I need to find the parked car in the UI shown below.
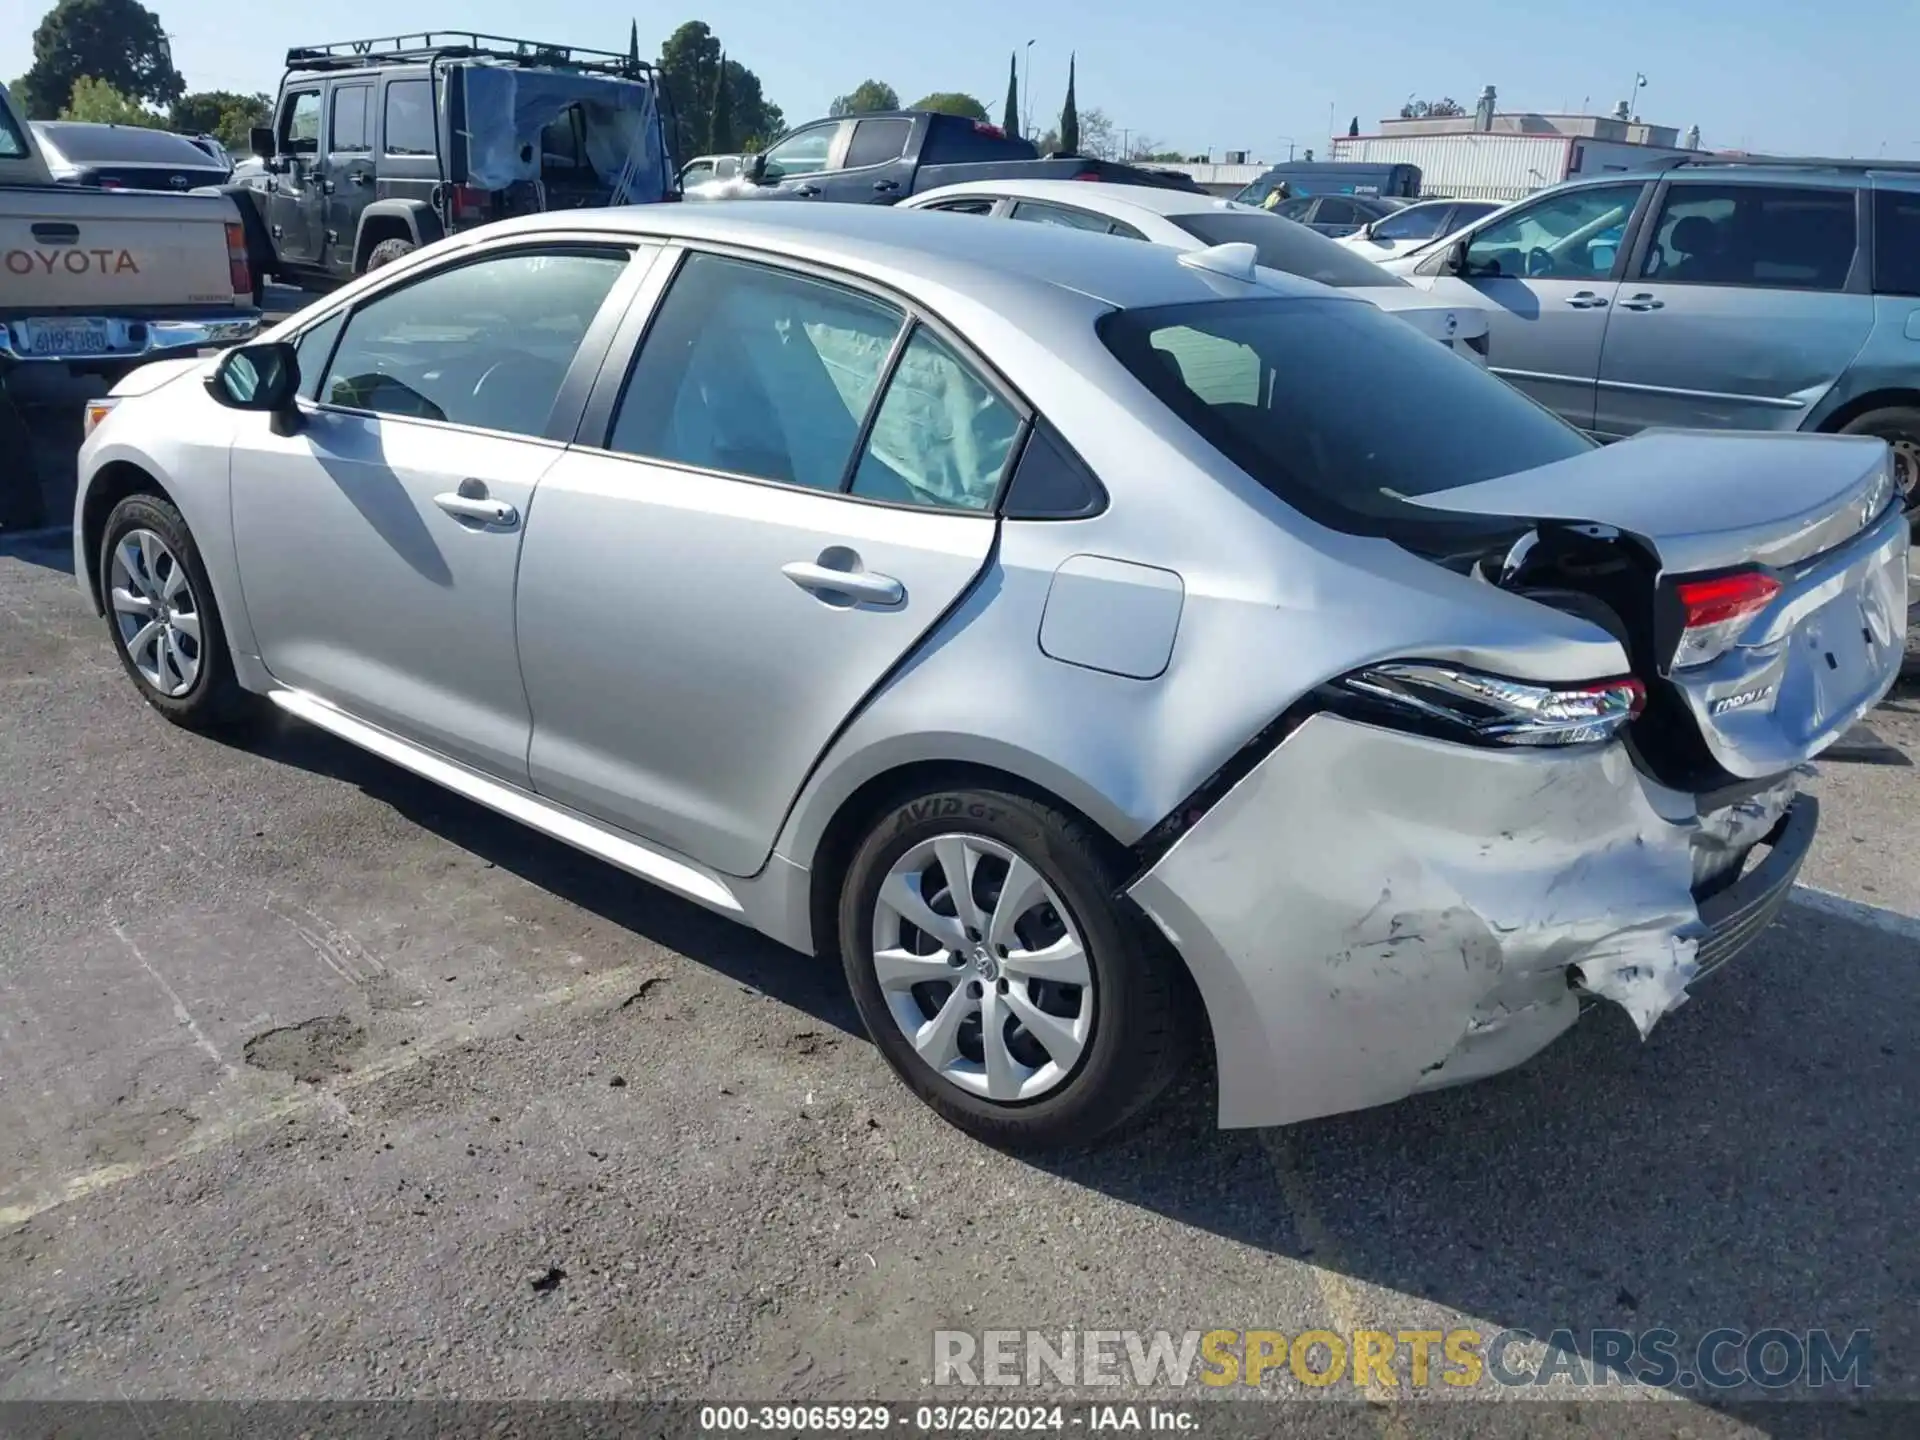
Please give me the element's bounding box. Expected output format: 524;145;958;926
678;152;743;192
904;180;1491;362
74;204;1904;1147
1233;161;1423;204
184;134;235;174
228;30;676;291
681;108;1205;206
1336;196;1502;260
1379;157;1920;511
1261;192;1410;237
31;121;231;191
0;83;259;529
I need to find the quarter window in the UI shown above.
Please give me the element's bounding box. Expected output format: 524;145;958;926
383;79;436;156
1639;184;1855;291
850;328;1021;511
317;249;629;436
330;85;372;154
607;253;906;491
1464;182;1644;282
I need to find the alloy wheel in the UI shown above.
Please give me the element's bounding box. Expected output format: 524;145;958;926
870;833;1095;1103
1890;438;1920;510
109;528;202;698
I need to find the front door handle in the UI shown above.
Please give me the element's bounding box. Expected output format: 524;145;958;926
1618;293;1665;311
348;171;369;187
782;559;905;608
1564;291;1609;309
433;491;518;528
793;184;822;198
872;179;900;192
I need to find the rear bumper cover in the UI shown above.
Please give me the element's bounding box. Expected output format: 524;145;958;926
1127;713;1809;1130
0;310;259;364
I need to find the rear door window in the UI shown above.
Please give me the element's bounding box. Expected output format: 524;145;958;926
849;328;1022;511
923;196;999;216
317;248;629;436
1009;200;1114;232
1872;189;1920;295
844;117;911;170
382;79;436;156
1369;205;1449;242
1310;198;1361;229
329;85;372;154
1640;184;1856;291
606;253;906;491
1100;295;1592;534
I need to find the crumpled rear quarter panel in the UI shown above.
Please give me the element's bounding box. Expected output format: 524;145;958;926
1128;712;1708;1129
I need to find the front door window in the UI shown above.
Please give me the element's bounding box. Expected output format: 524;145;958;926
1464;183;1645;282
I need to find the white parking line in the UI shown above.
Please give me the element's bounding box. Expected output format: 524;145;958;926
1788;883;1920;943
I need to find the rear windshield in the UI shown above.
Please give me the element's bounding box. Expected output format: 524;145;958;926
33;122;212;165
1100;296;1592;532
1167;211;1408;289
924;114;1038;164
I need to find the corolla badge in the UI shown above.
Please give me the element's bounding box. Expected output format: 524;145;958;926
1710;684;1775;716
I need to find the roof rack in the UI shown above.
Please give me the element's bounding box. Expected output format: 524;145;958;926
1643;152;1920;175
284;32;652;78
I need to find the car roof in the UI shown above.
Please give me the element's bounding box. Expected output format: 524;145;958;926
32;122;225;164
910;177;1251;221
480;200;1341;309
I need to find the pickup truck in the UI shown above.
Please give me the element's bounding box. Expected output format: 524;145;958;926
1;82;260;529
680;109;1205;205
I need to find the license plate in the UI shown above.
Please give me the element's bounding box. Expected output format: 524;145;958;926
20;318;113;357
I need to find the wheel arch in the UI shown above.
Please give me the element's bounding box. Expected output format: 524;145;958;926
1809;386;1920;434
79;458;173;614
352;201;442;274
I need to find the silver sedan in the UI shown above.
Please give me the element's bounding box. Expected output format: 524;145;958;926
74;203;1908;1148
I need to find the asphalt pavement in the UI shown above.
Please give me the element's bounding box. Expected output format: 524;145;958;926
0;433;1915;1434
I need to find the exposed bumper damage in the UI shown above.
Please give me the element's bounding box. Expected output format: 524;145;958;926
1127;713;1813;1130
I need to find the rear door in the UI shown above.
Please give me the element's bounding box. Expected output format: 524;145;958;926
517;248;1018;875
819;114;915;201
1594;178;1870;437
1414;180;1651;429
322;80;376;274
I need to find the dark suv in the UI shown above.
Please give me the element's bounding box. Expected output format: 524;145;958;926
229;31;676;290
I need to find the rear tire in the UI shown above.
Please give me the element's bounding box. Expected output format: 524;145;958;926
364;237;416;272
99;493;256;730
838;786;1191;1151
1837;406;1920;516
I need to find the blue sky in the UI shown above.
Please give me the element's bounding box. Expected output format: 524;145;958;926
5;0;1910;161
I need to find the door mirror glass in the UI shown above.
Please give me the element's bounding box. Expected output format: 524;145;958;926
249;125;274;159
746;151;767;183
210;342;300;411
1441;239;1468;276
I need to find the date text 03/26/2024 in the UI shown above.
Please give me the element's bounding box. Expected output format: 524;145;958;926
697;1405;1196;1432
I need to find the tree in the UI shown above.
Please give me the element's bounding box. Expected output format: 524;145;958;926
628;19;640;68
656;21;780;159
707;51;732;153
172;89;271;151
1001;53;1019;135
1076;106;1114;159
830;79;898;117
1122;134;1165;162
60;75;167;127
1399;97;1465;119
1058;54;1079;154
1348;115;1360;137
910;92;987;121
20;0;184;119
1034;126;1060;155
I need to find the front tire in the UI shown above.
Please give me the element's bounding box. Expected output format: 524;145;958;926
99;493;254;729
838;786;1190;1150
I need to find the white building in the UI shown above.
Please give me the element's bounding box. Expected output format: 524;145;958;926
1329;90;1701;201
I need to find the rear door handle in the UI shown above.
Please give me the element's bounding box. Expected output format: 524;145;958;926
872;179;900;192
1618;293;1665;311
433;492;518;528
782;560;905;608
1564;291;1609;309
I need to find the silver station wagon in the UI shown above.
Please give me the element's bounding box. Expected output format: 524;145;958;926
76;204;1907;1147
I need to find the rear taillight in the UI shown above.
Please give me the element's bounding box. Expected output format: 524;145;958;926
225;221;252;299
1672;570;1782;669
1071;170;1101;181
448;184;491;224
1330;662;1645;748
971;121;1007;138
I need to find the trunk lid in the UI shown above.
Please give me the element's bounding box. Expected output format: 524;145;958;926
1343;284;1491;360
0;187;241;310
1411;429;1909;783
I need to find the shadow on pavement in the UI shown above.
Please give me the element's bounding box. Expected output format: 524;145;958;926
215;705;1911;1428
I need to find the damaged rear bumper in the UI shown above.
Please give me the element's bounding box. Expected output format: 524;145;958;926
1126;712;1812;1130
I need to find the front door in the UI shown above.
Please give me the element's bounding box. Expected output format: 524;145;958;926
228;244;636;780
751;119;843;199
322;81;376;274
265;87;325;267
1594;179;1872;437
1414;181;1650;430
518;249;1018;876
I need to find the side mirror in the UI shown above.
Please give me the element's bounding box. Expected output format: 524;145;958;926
1357;221;1376;240
746;151;768;183
208;342;302;432
249;126;275;160
1441;239;1469;276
